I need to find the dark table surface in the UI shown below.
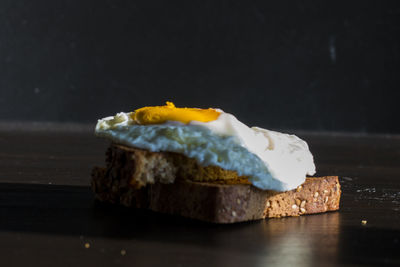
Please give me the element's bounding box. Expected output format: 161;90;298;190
0;125;399;266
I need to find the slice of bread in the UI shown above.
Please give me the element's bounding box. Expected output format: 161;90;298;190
104;144;250;189
91;144;341;223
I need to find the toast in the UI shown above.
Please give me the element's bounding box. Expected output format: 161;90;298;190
91;144;341;223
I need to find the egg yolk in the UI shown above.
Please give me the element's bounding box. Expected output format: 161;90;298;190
132;102;220;125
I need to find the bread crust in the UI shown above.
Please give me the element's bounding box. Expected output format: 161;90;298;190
91;144;341;223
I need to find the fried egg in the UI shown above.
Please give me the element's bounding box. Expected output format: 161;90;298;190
95;102;316;191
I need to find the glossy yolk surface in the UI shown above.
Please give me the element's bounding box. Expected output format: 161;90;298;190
132;102;221;125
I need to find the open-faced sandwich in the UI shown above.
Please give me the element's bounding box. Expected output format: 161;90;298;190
91;102;341;223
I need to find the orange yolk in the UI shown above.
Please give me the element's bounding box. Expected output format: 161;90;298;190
132;102;220;125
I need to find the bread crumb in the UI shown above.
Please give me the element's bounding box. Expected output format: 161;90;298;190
121;249;126;256
84;243;90;249
292;204;298;209
361;220;367;225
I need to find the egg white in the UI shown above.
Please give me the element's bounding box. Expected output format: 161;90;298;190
95;110;316;191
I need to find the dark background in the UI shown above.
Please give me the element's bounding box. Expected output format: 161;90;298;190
0;1;399;133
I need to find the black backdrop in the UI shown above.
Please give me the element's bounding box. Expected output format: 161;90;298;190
1;1;399;133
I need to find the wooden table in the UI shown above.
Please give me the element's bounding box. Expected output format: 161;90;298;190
1;126;399;266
